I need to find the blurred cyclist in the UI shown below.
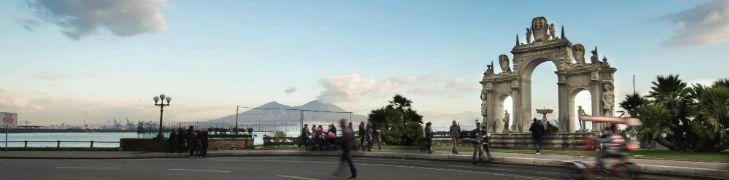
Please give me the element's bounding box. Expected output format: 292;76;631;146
594;123;630;170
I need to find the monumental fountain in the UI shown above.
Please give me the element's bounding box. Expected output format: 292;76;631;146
481;17;617;149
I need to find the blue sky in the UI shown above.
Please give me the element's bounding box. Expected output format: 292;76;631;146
1;0;727;127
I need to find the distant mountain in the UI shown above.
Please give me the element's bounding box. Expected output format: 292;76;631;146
208;100;367;125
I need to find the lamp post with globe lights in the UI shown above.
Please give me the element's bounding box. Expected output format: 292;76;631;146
154;94;172;139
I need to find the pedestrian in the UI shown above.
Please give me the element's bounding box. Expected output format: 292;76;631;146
424;122;433;154
376;128;383;150
167;130;177;153
187;126;196;157
365;124;373;151
300;124;310;149
195;130;203;157
176;128;185;153
529;118;544;155
449;120;461;154
358;121;366;151
332;119;357;179
480;122;492;161
202;130;209;157
472;122;485;164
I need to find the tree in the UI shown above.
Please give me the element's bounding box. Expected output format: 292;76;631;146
624;74;728;152
367;94;424;145
619;93;646;117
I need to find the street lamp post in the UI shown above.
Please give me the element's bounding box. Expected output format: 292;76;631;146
235;106;240;135
153;94;172;139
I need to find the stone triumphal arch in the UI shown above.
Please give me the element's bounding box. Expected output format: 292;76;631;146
480;17;616;133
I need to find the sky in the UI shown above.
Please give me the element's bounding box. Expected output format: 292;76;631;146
1;0;728;128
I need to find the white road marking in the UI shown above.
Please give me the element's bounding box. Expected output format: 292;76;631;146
169;168;231;173
54;167;119;170
277;175;320;180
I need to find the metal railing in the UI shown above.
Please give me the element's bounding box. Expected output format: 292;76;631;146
0;140;120;149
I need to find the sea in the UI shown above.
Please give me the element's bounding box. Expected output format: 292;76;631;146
0;131;294;148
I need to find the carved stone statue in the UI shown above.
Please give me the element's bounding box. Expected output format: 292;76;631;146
485;61;495;75
531;17;549;42
577;106;588;131
503;110;510;133
602;83;615;115
590;46;599;64
549;23;557;40
480;89;488;116
499;54;511;72
526;28;532;44
572;44;585;64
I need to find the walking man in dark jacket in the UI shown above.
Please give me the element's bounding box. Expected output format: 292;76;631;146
332;119;357;179
449;120;460;154
358;122;366;151
187;126;196;156
529;118;544;155
472;122;485;164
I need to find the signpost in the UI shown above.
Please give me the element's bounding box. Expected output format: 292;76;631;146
1;112;18;153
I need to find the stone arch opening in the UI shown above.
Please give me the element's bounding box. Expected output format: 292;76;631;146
518;57;561;132
524;58;559;121
494;94;514;133
568;89;592;132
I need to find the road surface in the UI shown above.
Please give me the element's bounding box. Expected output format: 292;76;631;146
0;156;714;180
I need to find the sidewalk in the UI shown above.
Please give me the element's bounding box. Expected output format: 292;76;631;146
2;149;727;178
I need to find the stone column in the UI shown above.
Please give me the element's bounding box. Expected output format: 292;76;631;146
590;81;602;132
511;89;522;132
557;80;569;132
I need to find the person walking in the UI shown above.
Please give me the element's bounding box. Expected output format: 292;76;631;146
472;122;485;164
176;128;185;153
376;128;383;150
300;124;310;149
365;124;373;151
449;120;461;154
529;118;544;155
332;119;357;179
202;130;209;157
424;122;433;154
167;130;177;153
358;122;366;151
187;126;196;157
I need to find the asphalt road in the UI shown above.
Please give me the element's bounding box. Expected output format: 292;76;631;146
0;156;714;180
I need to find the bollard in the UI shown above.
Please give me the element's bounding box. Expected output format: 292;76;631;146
57;140;61;149
90;141;94;149
24;141;28;148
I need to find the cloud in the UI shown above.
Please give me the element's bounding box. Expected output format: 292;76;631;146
662;0;729;47
317;74;480;103
14;16;42;31
26;0;168;40
284;87;297;95
409;78;480;97
317;74;376;103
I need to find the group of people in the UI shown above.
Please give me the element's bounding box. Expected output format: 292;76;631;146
299;123;339;151
426;120;491;163
166;126;209;157
299;121;381;152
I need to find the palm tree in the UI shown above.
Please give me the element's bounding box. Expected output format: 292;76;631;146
695;84;729;140
619;93;646;117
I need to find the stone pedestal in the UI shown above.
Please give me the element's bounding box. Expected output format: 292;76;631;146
488;132;591;149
